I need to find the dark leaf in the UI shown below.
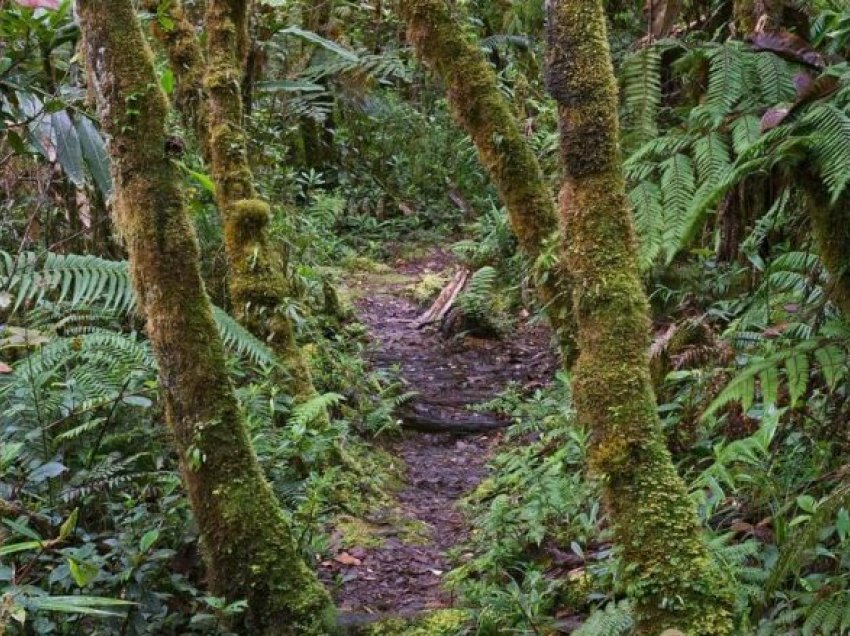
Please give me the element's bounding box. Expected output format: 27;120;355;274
748;31;826;69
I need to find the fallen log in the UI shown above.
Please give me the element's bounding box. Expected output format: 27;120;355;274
398;403;508;434
413;267;469;329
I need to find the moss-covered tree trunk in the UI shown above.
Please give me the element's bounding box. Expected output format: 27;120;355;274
76;3;334;633
804;184;850;320
141;0;319;399
399;0;577;364
545;2;735;633
142;0;210;162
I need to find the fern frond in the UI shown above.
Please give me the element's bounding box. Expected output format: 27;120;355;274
1;251;134;314
801;104;850;202
660;153;696;260
629;181;663;270
573;600;633;636
622;44;662;147
289;392;344;428
705;43;746;121
211;306;277;367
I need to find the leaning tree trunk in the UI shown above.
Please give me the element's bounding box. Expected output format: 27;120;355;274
76;3;334;634
545;1;735;633
399;0;577;365
203;0;321;399
140;0;322;401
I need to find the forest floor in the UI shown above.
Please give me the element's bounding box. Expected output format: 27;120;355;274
323;248;557;627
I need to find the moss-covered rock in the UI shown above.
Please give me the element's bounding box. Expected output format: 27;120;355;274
363;609;469;635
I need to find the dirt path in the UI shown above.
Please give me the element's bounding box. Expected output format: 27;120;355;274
325;249;557;625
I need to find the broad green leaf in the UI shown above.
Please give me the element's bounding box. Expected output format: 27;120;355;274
29;595;134;617
0;540;43;557
28;461;67;483
173;160;215;194
139;529;159;553
797;494;817;514
122;395;152;408
76;116;112;196
51;110;85;186
59;508;79;540
68;558;99;587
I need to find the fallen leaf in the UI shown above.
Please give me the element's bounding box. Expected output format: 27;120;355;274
334;552;362;566
749;31;826;69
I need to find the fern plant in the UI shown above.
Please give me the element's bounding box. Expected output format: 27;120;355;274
1;250;276;366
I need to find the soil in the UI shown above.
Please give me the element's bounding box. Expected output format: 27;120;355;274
323;249;558;625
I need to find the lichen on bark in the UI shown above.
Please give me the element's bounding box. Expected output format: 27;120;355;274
76;2;334;633
545;1;735;633
398;0;577;365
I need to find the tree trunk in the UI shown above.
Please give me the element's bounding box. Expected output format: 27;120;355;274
804;182;850;320
142;0;211;162
398;0;577;365
545;2;735;633
203;0;321;400
76;3;334;633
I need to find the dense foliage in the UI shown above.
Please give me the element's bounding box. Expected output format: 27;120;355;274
4;0;850;634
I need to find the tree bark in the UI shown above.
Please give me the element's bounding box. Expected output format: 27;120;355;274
76;3;334;633
545;1;735;633
202;0;321;400
398;0;577;365
804;182;850;320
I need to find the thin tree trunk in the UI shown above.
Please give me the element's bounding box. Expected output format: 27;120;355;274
804;182;850;320
399;0;577;365
143;0;320;400
76;3;334;633
142;0;211;161
545;1;735;633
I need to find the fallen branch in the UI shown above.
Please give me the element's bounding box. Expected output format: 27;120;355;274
413;267;469;329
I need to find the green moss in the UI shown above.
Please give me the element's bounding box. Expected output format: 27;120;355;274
805;182;850;320
335;515;387;549
406;272;450;305
546;2;736;633
364;610;469;635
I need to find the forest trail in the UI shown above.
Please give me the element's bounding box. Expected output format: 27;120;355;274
326;249;557;628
